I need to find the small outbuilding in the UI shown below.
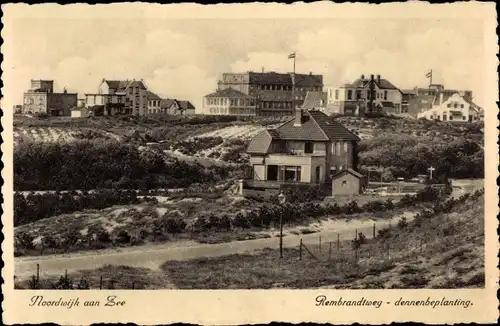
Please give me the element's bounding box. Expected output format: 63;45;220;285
331;168;365;196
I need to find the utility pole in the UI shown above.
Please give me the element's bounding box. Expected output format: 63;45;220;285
278;191;286;258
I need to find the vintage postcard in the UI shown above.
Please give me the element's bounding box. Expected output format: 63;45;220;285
1;2;498;325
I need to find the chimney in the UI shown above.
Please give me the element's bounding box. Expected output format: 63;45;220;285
309;71;312;75
370;74;374;81
377;75;381;84
294;109;303;126
361;74;365;79
262;66;264;73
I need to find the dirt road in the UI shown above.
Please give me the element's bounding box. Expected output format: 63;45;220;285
15;214;413;280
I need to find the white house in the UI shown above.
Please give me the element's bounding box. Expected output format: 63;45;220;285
328;74;403;116
417;92;481;122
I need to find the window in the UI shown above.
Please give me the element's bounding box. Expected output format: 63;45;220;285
335;90;339;100
449;116;453;121
356;90;362;99
447;104;451;108
454;103;458;108
460;104;464;108
384;90;388;100
377;93;380;99
342;180;347;187
304;142;314;154
343;141;349;153
463;116;466;120
347;90;353;100
336;142;341;155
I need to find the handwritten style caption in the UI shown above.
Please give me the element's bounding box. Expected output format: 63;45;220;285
29;295;125;309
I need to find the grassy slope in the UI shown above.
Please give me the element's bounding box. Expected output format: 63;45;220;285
15;194;484;289
159;194;484;289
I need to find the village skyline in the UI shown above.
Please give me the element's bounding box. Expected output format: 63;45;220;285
3;6;486;111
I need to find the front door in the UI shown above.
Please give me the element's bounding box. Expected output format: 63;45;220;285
267;165;278;181
315;166;321;183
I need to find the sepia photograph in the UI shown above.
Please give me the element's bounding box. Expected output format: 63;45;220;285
1;2;498;325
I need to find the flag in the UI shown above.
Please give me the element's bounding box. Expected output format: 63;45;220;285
288;52;296;59
426;70;432;78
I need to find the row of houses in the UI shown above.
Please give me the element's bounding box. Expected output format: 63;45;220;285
19;79;196;117
201;71;483;123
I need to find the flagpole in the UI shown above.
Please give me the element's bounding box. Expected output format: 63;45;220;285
292;53;296;113
430;69;433;87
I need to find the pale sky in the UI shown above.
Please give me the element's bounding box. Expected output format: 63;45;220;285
2;4;488;111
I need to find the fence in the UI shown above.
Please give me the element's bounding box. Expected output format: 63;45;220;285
15;264;142;290
296;221;457;265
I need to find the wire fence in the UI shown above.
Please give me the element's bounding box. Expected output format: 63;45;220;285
297;221;467;266
16;265;142;290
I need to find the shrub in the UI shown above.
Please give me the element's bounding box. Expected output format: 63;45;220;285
397;217;409;229
116;230;131;244
232;212;251;229
165;218;187;235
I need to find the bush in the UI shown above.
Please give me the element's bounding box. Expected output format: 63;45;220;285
14;141;220;191
14;189;140;226
164;217;187;235
116;230;131;244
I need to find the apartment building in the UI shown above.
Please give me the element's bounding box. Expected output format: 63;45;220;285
217;71;323;116
22;79;77;116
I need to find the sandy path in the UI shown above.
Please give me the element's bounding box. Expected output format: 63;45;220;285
15;213;414;280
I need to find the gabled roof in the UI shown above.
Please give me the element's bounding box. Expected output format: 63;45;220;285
247;129;275;154
302;91;327;109
205;87;255;99
179;100;196;111
104;79;147;91
331;168;364;180
146;90;162;100
351;77;399;90
274;110;359;141
161;98;180;109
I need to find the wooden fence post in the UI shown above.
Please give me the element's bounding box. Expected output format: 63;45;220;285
99;275;103;290
337;234;340;251
355;228;358;240
132;282;135;290
36;264;40;283
299;239;303;261
373;223;376;238
319;236;322;253
329;242;332;260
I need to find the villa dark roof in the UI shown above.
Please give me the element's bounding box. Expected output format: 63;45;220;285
205;87;255;99
247;110;359;154
246;129;274;154
302;91;327;109
275;110;359;142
